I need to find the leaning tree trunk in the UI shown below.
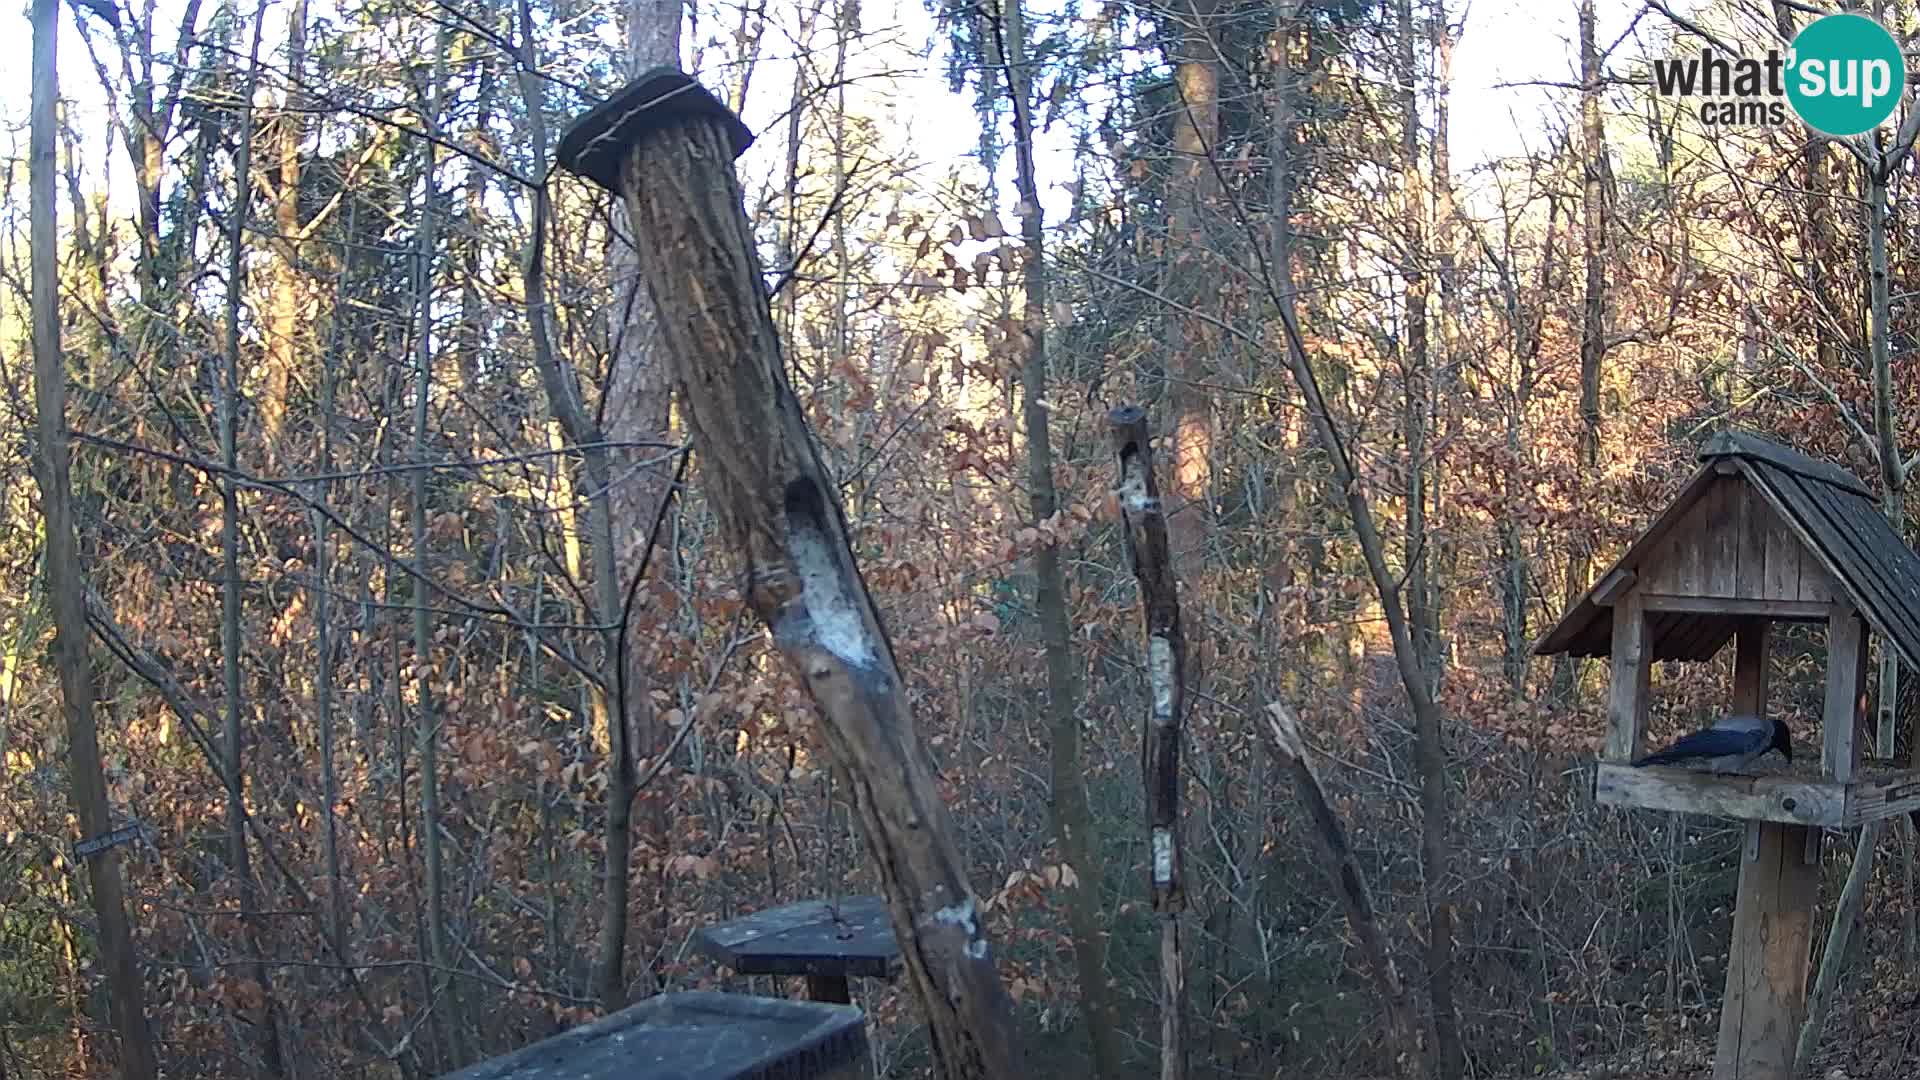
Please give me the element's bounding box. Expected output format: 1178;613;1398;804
557;72;1023;1080
29;0;160;1075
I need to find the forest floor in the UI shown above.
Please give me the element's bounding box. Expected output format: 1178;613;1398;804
1543;924;1920;1079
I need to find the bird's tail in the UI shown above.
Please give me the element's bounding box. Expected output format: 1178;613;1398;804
1631;750;1686;768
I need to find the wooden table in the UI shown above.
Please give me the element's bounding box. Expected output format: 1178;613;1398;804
695;896;903;1004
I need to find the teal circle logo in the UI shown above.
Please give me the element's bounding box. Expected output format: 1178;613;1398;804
1787;13;1905;137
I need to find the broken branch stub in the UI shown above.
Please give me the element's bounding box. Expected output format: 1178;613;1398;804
556;69;1022;1080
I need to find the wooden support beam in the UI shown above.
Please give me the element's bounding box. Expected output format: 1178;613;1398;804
1606;591;1650;762
1638;595;1833;620
1591;567;1636;606
1825;603;1864;784
1713;821;1819;1080
1732;618;1769;718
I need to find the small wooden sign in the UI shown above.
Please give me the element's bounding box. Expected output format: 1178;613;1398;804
74;824;144;859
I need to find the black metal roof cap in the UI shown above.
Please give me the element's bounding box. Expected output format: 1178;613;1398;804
556;67;754;192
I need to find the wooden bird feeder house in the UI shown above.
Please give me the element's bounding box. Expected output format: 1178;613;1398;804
1536;430;1920;1080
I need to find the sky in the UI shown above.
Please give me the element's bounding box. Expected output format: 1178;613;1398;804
0;0;1646;253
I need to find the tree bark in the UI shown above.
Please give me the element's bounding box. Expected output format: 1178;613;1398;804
1165;0;1219;587
998;3;1122;1075
1396;0;1433;685
261;0;309;454
1559;0;1608;705
585;90;1024;1079
220;10;287;1072
410;35;464;1065
29;0;159;1073
515;0;654;1012
1108;407;1189;1080
601;0;682;1004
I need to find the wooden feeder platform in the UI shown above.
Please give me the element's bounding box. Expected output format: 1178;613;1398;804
1535;431;1920;1080
1594;758;1920;828
439;991;868;1080
695;896;902;1005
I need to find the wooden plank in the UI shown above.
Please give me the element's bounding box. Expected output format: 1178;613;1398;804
1735;481;1769;599
1672;494;1708;596
1595;764;1845;825
1704;477;1740;597
1713;821;1819;1080
1639;595;1833;619
1824;603;1863;784
1606;592;1651;762
1843;770;1920;825
1760;494;1802;602
1732;618;1770;718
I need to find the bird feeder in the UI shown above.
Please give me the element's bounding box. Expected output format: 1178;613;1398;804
439;991;870;1080
695;896;903;1005
1536;431;1920;1080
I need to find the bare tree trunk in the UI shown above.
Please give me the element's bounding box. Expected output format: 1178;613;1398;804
601;0;683;1004
563;83;1024;1077
1109;408;1189;1080
998;3;1121;1074
1166;0;1219;586
30;0;159;1073
410;35;464;1066
261;0;308;454
220;10;287;1072
1559;0;1608;705
1396;0;1433;685
313;202;351;955
515;0;654;1012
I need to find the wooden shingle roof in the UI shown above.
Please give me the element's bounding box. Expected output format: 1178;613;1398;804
1535;431;1920;669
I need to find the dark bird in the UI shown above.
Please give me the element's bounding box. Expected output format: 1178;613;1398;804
1632;714;1792;774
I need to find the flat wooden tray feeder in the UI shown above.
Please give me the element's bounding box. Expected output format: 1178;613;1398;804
695;896;903;1005
439;991;868;1080
1535;430;1920;1080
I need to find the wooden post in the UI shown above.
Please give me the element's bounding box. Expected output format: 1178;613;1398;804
1731;617;1769;718
807;975;852;1004
1825;602;1863;783
1606;591;1650;762
1109;406;1188;1080
556;70;1022;1080
1713;821;1819;1080
1711;615;1819;1079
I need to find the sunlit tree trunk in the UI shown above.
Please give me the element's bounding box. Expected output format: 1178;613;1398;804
29;0;159;1073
